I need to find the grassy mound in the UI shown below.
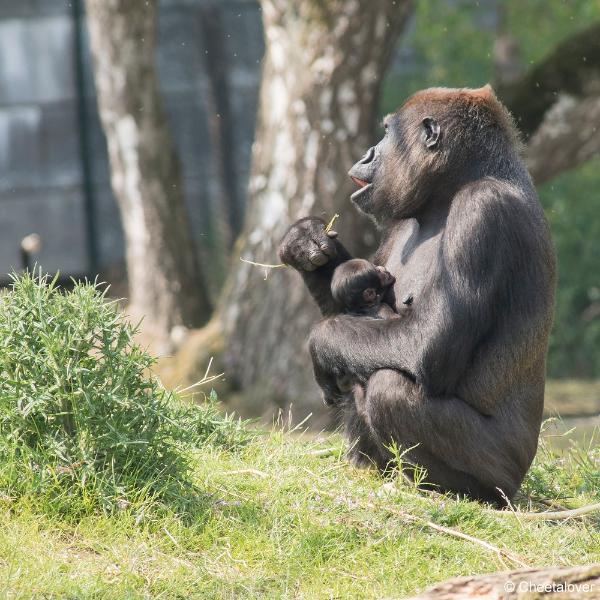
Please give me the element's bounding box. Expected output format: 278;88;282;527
0;273;597;598
0;426;597;598
0;272;246;515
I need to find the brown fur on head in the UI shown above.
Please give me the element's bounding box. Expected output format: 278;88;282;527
402;85;521;149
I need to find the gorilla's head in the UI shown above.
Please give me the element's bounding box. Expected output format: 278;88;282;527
331;258;395;313
348;86;521;224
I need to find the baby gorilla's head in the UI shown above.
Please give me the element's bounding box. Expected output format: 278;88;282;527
331;259;395;314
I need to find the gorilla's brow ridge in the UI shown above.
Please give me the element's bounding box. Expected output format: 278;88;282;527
382;114;394;129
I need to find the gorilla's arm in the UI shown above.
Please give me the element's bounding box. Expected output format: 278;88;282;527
279;217;353;316
309;182;535;407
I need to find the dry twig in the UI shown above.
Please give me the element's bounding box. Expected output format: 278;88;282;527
308;447;339;457
240;213;341;279
319;490;529;569
496;502;600;521
222;469;268;479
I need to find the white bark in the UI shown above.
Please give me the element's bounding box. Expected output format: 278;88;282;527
85;0;211;353
219;0;412;416
526;94;600;185
409;563;600;599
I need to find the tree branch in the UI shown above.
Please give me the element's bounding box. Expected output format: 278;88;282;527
525;93;600;184
501;23;600;137
409;564;600;599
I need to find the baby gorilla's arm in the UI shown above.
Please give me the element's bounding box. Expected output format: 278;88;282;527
322;261;398;406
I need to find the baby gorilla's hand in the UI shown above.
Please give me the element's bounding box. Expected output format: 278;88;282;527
375;265;396;287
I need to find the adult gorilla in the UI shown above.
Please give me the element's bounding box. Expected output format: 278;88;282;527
279;86;556;505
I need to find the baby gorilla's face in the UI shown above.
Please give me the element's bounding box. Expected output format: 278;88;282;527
331;259;395;313
361;266;395;307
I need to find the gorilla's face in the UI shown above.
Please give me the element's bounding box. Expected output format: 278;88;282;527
347;135;386;217
348;103;442;224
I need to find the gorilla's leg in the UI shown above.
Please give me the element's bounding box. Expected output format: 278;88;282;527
361;370;528;504
341;386;387;469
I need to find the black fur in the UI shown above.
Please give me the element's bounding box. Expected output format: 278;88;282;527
328;259;398;406
279;86;556;505
331;258;397;318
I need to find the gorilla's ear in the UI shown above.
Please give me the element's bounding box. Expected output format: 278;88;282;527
422;117;441;149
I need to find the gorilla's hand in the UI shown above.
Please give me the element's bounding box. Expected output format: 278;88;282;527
279;217;339;272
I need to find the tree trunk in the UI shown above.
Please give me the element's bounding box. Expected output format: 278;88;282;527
85;0;211;353
219;0;412;418
526;94;600;185
408;564;600;599
497;22;600;183
500;23;600;138
200;2;242;252
492;4;522;88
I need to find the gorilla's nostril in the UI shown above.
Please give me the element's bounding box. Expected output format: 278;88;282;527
359;146;376;164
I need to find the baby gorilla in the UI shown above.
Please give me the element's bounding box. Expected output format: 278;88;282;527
331;258;397;318
325;259;398;407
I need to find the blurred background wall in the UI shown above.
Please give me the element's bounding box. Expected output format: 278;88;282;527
0;0;263;284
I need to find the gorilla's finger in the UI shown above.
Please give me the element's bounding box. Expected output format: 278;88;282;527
299;259;317;271
326;230;338;238
319;239;336;257
309;251;329;267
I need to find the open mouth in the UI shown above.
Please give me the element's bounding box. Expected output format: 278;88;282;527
350;176;372;200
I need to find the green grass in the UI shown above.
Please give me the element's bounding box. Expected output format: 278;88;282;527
0;273;598;598
0;424;597;599
0;271;246;516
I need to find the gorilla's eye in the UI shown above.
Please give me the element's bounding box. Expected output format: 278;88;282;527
422;116;441;149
